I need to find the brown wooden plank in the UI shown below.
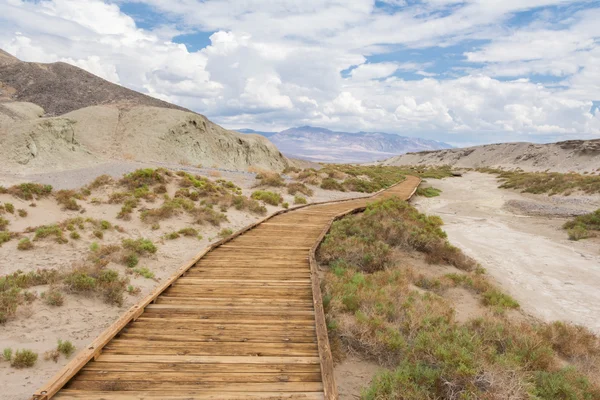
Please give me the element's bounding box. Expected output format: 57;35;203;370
95;355;321;364
74;371;323;383
54;390;325;399
83;362;320;373
65;381;325;392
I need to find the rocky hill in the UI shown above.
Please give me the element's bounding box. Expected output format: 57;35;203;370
0;50;288;173
238;126;451;163
382;140;600;173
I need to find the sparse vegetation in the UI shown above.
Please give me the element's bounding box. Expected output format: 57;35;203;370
294;195;307;205
88;174;113;189
55;189;82;210
178;227;199;237
17;209;27;217
563;209;599;240
479;168;600;195
218;228;233;238
11;349;38;368
416;186;442;197
255;172;285;187
6;183;52;200
287;182;313;196
122;238;157;255
4;203;14;214
0;217;9;230
70;231;81;240
57;340;75;358
318;195;600;399
42;288;65;306
17;238;33;250
320;177;345;191
33;224;67;243
251;190;283;206
3;348;12;362
133;267;154;279
0;231;12;246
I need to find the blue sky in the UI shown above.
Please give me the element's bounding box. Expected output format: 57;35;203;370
1;0;599;146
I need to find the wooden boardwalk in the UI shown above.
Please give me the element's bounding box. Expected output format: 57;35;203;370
33;176;420;400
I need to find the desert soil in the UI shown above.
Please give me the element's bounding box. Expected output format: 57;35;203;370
0;163;369;400
414;172;600;333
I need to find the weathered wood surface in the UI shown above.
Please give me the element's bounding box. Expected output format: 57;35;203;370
33;176;420;400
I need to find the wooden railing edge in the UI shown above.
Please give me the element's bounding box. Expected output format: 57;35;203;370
31;176;419;400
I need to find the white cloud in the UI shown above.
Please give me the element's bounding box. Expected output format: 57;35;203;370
0;0;598;145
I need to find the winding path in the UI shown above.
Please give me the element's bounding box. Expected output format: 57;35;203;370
33;176;421;400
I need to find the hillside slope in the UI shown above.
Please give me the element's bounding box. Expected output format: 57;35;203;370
239;126;451;163
0;50;288;172
382;140;600;173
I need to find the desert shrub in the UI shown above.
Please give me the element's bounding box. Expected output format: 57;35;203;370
282;202;289;209
70;231;81;240
0;231;12;246
533;367;600;399
17;238;33;250
218;228;233;238
231;195;267;215
88;174;113;189
127;285;140;295
319;197;476;273
122;238;157;255
34;224;66;243
255;172;285;187
121;253;139;268
563;209;600;240
191;206;228;226
540;321;600;359
3;348;12;361
165;231;180;240
479;169;600;195
251;190;282;206
55;190;81;210
140;197;194;223
133;267;154;279
93;230;103;239
178;227;199;237
0;287;21;323
4;203;14;214
117;198;139;220
567;226;591;241
11;349;37;368
57;340;75;358
7;183;52;200
282;166;300;174
342;177;380;193
482;288;520;310
0;217;8;230
17;209;27;217
64;272;96;292
119;168;169;190
294;195;307;205
42;288;65;306
416;186;442;197
320;177;345;191
287;182;313;196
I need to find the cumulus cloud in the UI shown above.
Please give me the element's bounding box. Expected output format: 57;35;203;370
0;0;598;144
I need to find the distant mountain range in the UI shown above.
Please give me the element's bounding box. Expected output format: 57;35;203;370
236;126;452;163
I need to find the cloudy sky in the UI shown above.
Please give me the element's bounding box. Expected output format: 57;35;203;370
1;0;599;146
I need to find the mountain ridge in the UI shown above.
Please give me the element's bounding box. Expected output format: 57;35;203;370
237;125;452;163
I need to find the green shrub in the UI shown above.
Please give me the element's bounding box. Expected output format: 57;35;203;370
122;253;139;268
563;209;599;240
287;182;313;196
294;195;307;205
251;190;282;206
57;340;76;358
0;231;12;246
7;183;52;200
255;172;285;187
482;289;520;310
282;202;289;209
0;217;8;231
17;209;27;217
178;227;198;237
42;289;64;306
55;190;81;210
533;367;600;399
17;238;33;250
64;272;96;292
69;231;81;240
218;228;233;238
93;230;103;239
34;224;66;243
320;177;345;191
90;242;99;251
4;203;14;214
165;231;180;240
190;206;229;226
133;267;154;279
88;174;113;189
119;168;169;189
416;186;442;197
100;220;112;230
11;349;37;368
122;238;157;255
567;226;591;241
3;348;12;362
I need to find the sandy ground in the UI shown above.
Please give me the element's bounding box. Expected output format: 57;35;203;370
413;172;600;333
0;163;369;400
